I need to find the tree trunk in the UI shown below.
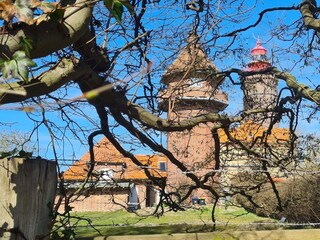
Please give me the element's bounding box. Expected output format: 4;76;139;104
0;158;57;239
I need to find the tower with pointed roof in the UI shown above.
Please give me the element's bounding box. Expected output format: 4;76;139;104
242;40;278;127
159;33;228;196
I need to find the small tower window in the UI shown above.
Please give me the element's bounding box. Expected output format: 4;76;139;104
158;162;167;171
252;54;267;62
189;77;203;87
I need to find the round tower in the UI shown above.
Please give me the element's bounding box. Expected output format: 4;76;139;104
159;33;228;199
242;40;278;127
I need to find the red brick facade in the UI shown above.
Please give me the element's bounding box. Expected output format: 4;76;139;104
61;138;165;212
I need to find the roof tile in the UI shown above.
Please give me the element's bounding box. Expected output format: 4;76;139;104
63;138;167;181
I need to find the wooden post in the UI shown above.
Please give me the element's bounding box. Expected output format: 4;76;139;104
0;158;57;239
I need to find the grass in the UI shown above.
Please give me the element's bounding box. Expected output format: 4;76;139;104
72;205;269;226
55;205;277;238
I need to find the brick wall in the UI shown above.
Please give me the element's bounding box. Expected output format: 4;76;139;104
57;189;129;212
56;183;154;212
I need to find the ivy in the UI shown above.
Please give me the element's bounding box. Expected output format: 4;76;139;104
19;37;33;57
104;0;134;23
0;0;58;25
0;51;36;82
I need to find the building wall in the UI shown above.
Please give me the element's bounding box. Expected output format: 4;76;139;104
167;124;214;170
166;105;216;192
163;80;220;203
242;73;278;127
57;189;129;212
56;184;157;212
219;140;295;191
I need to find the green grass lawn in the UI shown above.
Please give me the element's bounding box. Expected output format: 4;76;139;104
54;205;277;238
72;205;270;226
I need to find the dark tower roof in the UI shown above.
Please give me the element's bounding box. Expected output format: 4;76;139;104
161;33;219;87
159;33;228;112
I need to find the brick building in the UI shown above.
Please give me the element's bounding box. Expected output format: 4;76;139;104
219;39;293;190
158;33;228;201
62;37;293;211
242;39;278;127
61;138;167;211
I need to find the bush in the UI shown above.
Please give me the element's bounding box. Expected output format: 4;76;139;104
232;173;320;223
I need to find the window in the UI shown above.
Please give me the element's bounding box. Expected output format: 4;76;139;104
158;162;167;171
99;168;114;181
252;54;267;61
188;77;203;87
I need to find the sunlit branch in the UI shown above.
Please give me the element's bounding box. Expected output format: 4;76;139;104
0;0;95;59
217;67;320;105
0;59;93;104
299;0;320;31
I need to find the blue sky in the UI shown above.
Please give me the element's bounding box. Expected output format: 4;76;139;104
0;0;318;161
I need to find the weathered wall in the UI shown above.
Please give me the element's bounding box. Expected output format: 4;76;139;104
0;158;57;239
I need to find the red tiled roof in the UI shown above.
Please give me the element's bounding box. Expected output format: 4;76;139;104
63;138;167;181
219;121;291;144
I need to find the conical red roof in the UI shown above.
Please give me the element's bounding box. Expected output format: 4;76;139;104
251;39;267;56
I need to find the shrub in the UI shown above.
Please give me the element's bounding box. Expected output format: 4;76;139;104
232;173;320;223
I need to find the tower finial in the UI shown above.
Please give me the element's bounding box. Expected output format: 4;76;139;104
256;36;261;45
187;30;199;44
